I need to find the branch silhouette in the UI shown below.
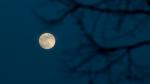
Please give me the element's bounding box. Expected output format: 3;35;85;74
36;0;150;84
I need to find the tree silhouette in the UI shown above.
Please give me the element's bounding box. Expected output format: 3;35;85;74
147;0;150;6
35;0;150;84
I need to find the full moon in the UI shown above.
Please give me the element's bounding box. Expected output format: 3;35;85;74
39;33;56;49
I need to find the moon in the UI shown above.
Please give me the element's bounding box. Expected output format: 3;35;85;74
39;33;56;49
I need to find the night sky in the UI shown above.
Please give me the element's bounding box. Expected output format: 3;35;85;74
1;0;150;84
